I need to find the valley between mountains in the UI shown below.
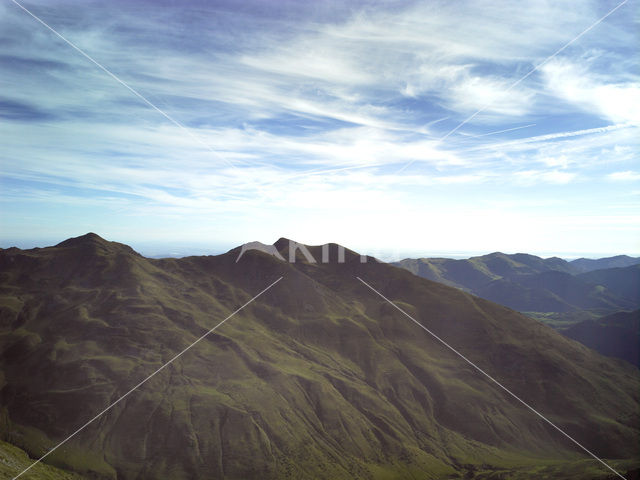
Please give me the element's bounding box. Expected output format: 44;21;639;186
0;234;638;480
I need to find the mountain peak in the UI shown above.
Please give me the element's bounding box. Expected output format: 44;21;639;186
273;237;293;250
54;232;139;257
55;232;108;248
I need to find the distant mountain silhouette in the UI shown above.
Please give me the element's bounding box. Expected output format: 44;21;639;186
0;235;638;479
570;255;640;273
394;253;638;313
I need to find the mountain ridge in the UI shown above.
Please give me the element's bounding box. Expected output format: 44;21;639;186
570;255;640;273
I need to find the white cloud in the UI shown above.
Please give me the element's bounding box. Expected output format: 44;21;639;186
607;171;640;181
513;170;577;185
542;59;640;124
447;74;535;117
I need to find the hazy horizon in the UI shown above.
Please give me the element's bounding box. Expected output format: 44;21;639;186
1;232;637;262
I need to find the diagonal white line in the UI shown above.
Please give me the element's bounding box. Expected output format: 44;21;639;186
259;161;388;187
465;123;633;152
356;276;627;480
11;276;284;480
9;0;238;172
462;123;537;138
397;0;629;173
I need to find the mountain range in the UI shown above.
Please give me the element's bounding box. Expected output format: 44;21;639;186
0;234;638;479
569;256;640;274
392;253;640;367
393;253;639;315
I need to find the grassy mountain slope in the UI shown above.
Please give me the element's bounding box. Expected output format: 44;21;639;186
0;234;638;480
0;439;89;480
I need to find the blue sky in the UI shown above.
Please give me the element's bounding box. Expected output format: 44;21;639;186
1;0;639;258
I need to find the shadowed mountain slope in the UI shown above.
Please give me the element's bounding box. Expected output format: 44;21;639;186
577;265;640;305
0;234;638;480
475;270;636;313
562;310;640;367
